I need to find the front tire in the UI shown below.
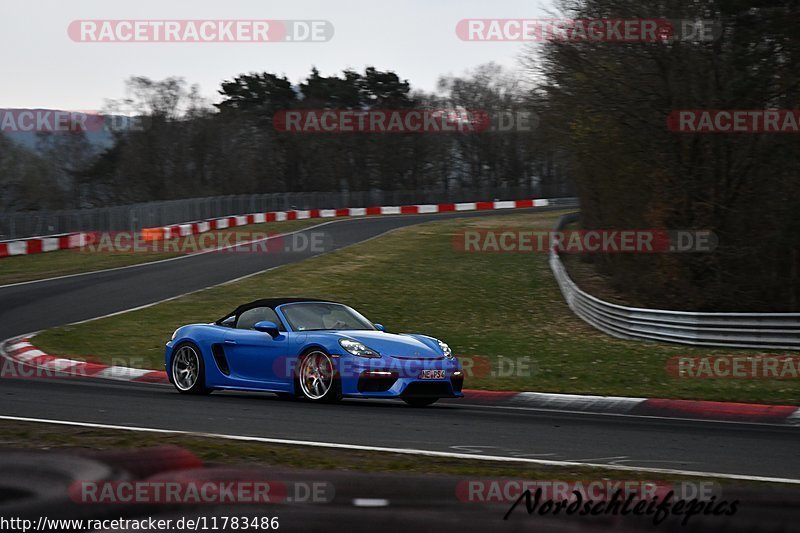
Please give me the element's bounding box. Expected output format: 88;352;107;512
402;397;438;407
297;349;340;403
170;343;210;395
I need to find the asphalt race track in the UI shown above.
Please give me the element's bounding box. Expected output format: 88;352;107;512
1;207;798;489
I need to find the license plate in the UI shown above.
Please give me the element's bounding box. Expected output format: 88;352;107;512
419;369;446;379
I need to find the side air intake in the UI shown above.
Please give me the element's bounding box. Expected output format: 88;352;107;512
211;344;231;375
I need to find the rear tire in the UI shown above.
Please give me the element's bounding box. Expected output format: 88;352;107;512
170;343;211;395
402;397;438;407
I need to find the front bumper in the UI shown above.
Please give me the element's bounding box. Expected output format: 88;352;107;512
337;355;464;398
164;341;174;384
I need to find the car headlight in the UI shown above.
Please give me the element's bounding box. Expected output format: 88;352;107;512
171;328;180;341
339;339;380;358
438;340;454;359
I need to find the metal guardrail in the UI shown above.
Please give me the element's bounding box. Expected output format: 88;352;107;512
549;213;800;350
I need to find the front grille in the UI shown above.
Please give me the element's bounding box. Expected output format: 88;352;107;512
450;374;464;392
357;372;398;393
402;381;453;398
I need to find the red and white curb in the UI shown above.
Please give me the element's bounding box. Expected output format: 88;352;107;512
4;337;796;424
0;231;97;258
465;390;800;424
1;338;165;384
1;198;551;257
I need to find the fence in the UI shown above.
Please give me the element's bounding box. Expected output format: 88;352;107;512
0;186;563;239
549;213;800;350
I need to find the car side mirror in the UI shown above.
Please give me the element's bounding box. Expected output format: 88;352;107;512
373;323;385;332
254;321;280;338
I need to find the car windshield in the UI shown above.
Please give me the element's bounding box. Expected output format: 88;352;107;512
280;302;375;332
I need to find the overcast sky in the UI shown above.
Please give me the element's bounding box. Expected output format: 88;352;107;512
2;0;558;110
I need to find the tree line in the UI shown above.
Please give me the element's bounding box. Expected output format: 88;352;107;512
537;0;800;311
0;64;570;212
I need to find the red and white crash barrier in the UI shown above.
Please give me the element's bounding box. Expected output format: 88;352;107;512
0;231;97;258
145;198;551;241
0;198;551;253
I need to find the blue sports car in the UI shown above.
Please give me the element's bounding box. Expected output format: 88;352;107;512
164;298;464;406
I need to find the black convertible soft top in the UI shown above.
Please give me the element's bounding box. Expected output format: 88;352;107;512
216;298;333;324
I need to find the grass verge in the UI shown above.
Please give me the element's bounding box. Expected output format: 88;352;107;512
34;210;800;404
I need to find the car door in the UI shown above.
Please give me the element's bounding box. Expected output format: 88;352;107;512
223;307;289;386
